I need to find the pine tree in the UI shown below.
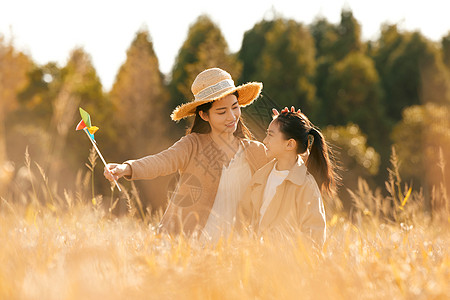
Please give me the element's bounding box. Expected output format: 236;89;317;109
372;27;450;123
0;37;32;164
238;19;275;83
392;104;450;202
110;29;172;212
0;37;32;194
110;29;169;157
310;10;363;62
323;123;380;209
48;47;109;186
310;17;338;60
251;19;316;111
169;15;241;111
322;52;386;151
16;63;60;127
311;10;366;126
441;32;450;69
333;9;363;61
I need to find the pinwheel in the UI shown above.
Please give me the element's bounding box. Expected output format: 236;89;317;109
76;107;121;191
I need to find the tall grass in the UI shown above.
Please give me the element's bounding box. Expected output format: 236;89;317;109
0;149;449;299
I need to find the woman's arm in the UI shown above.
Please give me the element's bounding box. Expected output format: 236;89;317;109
104;134;195;182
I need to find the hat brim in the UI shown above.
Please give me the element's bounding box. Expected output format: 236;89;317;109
170;82;262;121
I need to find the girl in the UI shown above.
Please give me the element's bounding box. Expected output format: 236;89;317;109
238;110;337;248
104;68;268;241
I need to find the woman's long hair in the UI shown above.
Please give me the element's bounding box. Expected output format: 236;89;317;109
186;91;253;139
273;111;338;195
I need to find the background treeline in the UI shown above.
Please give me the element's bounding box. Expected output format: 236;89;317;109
1;10;450;213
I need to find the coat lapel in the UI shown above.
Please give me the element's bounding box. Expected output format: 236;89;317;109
258;182;285;231
246;160;275;226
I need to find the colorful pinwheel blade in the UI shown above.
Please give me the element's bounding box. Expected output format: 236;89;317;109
84;128;96;142
79;107;92;128
89;131;96;142
88;126;99;135
76;119;87;131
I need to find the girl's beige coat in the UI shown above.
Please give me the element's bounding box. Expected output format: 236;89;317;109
238;158;326;247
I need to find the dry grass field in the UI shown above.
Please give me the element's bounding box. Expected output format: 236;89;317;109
0;150;449;300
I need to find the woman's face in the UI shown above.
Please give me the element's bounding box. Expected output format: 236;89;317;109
200;94;241;135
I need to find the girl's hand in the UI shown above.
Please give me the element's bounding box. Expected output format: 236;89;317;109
272;106;302;116
104;163;131;181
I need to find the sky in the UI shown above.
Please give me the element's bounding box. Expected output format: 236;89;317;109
1;0;449;91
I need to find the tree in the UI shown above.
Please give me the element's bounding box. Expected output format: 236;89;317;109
333;9;363;61
392;104;450;202
0;37;32;164
4;63;61;176
321;52;386;151
110;29;170;156
442;32;450;69
419;45;450;107
0;37;32;195
169;15;241;112
47;48;110;187
372;27;450;123
323;123;380;210
14;62;61;127
251;19;316;111
110;29;172;212
311;10;365;126
310;10;363;62
309;17;338;59
238;19;275;83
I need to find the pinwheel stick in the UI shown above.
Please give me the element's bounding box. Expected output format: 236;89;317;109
83;129;122;192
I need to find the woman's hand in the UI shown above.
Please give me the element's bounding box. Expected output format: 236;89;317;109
104;163;131;182
272;106;302;116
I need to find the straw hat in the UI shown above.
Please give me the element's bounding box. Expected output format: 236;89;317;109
171;68;262;121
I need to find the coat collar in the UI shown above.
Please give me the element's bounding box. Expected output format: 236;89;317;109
251;156;307;186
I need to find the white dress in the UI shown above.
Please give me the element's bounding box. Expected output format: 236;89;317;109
201;145;252;243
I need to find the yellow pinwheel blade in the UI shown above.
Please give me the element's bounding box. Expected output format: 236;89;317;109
88;126;99;135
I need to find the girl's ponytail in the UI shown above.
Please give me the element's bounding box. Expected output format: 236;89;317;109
307;127;335;195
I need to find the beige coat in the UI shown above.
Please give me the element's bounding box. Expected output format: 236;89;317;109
238;158;326;247
125;133;268;235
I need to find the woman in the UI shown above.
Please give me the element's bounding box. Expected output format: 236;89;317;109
104;68;268;240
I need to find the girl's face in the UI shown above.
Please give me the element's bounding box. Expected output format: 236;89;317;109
200;94;241;135
263;120;290;160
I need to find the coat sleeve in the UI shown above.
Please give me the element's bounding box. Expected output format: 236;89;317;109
124;134;195;180
297;176;327;248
